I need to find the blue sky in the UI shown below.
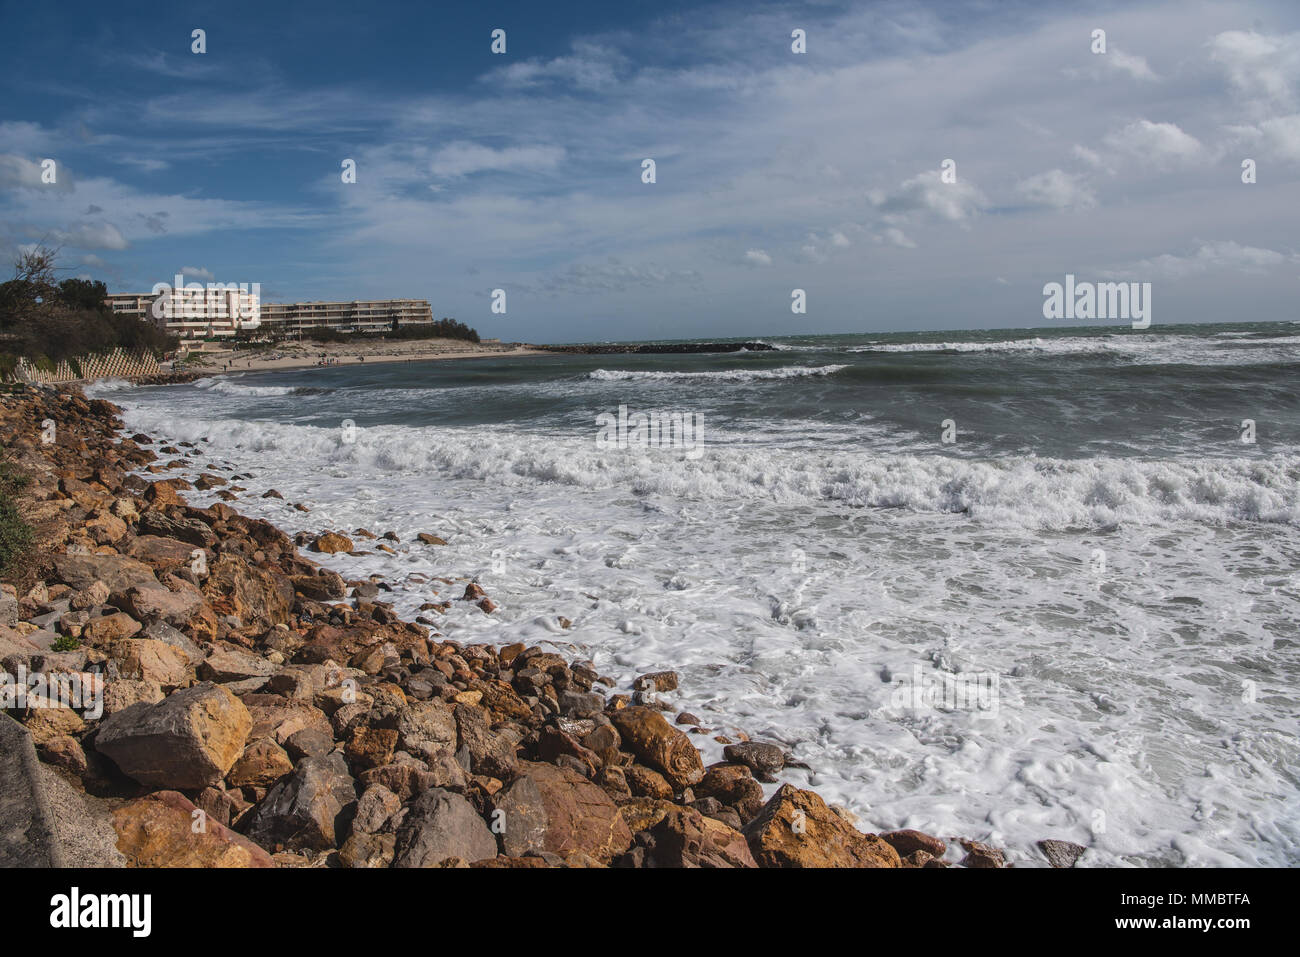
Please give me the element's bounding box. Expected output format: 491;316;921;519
1;0;1298;342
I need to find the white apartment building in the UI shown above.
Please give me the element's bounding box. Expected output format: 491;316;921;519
105;287;432;340
105;280;261;340
259;299;433;336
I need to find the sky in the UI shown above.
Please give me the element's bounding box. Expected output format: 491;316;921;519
1;0;1298;343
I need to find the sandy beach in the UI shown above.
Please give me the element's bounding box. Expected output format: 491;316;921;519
171;338;549;376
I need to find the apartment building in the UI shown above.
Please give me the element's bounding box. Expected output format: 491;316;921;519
105;282;261;340
105;287;432;340
259;299;433;336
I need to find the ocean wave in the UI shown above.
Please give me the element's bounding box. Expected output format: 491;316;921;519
193;378;302;397
588;364;847;382
849;336;1139;355
110;406;1300;529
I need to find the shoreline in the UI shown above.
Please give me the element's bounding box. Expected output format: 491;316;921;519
0;383;1022;868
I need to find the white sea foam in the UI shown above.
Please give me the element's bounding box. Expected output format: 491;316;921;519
193;377;298;397
589;364;847;382
846;333;1300;364
97;380;1300;868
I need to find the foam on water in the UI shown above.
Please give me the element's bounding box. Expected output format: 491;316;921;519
86;329;1300;867
589;364;847;381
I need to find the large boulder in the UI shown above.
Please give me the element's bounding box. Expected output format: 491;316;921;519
392;788;498;867
95;682;252;789
609;706;704;792
117;584;204;629
492;761;633;865
202;554;292;629
696;763;766;821
742;784;901;868
629;803;757;868
137;511;218;548
112;791;273;867
453;703;521;779
51;554;158;603
244;752;358;853
108;638;192;690
396;698;459;762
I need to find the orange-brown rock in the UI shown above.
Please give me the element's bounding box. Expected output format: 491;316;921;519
112;790;273;867
609;706;704;792
742;784;901;868
492;761;633;864
310;531;354;554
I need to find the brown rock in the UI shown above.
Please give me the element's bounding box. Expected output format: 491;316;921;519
109;638;191;690
696;763;765;821
1038;839;1086;869
81;612;143;644
310;532;354;554
960;838;1006;868
492;761;633;865
742;784;901;868
112;791;273;867
393;788;497;867
633;670;679;693
202;554;292;628
881;828;946;860
95;682;253;789
244;752;358;853
227;737;294;788
609;706;704;792
345;726;398;771
625;764;675;800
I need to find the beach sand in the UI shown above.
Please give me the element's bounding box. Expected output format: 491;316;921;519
170;338;548;376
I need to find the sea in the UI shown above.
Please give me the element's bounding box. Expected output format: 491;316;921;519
88;320;1300;867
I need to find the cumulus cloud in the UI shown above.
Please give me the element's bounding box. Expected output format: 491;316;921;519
1102;119;1204;166
1209;30;1299;108
1016;169;1097;211
180;265;215;280
868;172;988;225
744;248;772;266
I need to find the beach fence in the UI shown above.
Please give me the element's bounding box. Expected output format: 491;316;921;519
10;348;161;385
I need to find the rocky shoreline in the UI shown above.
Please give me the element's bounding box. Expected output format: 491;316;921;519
0;384;1054;868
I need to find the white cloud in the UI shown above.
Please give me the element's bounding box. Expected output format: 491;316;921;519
1107;240;1293;279
180;265;215;280
49;221;128;250
1108;49;1159;81
1102;119;1204;166
485;41;627;91
1016;169;1097;211
1209;30;1299;108
0;154;74;191
869;172;988;225
744;249;772;266
428;142;566;178
874;227;917;249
